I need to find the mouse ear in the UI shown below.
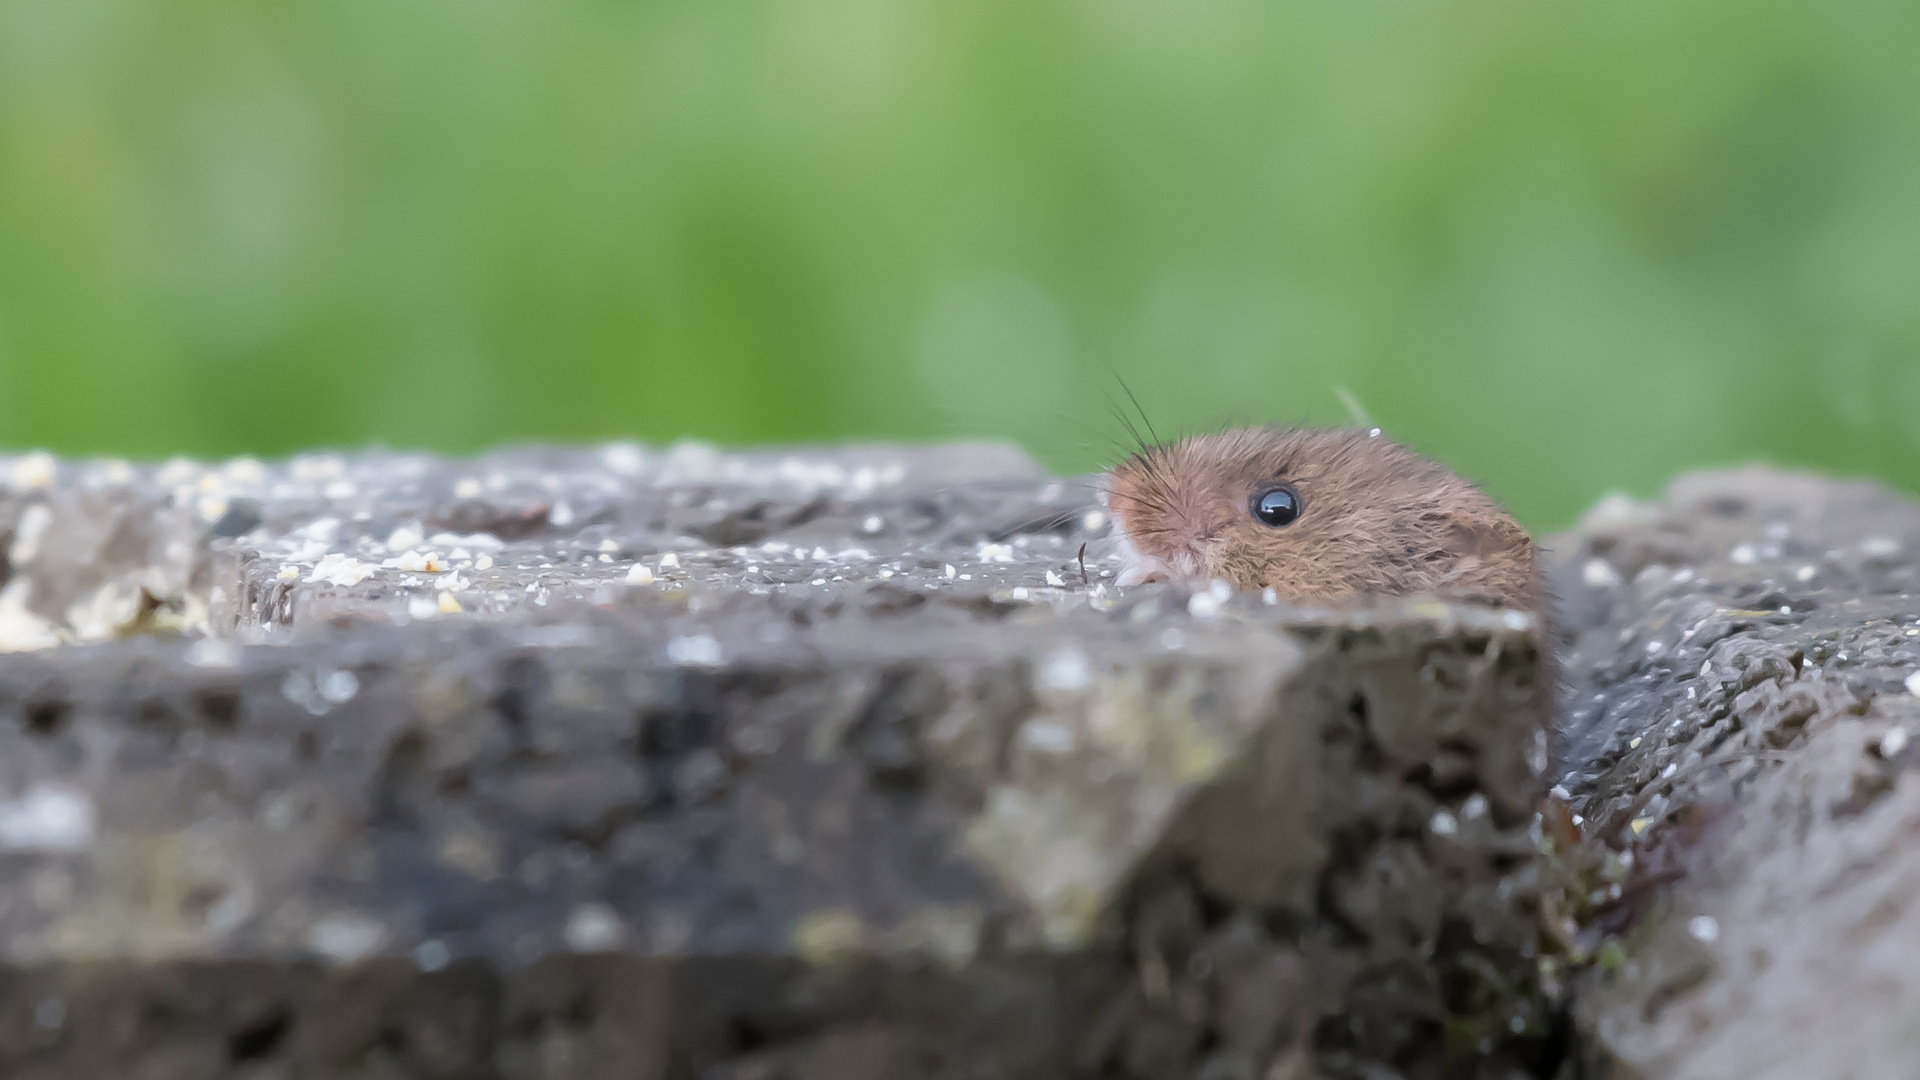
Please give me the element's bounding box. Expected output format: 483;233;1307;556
1442;511;1529;562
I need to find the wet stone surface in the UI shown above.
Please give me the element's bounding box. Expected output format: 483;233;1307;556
0;443;1551;1080
1548;467;1920;1080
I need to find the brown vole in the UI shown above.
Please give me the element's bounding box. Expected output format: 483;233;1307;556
1104;425;1540;610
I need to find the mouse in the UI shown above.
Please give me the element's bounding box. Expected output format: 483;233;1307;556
1102;425;1541;610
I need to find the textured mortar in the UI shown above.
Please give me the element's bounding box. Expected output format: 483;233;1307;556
0;443;1551;1080
1548;467;1920;1080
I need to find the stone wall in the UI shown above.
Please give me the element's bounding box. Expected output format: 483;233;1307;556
1548;466;1920;1080
0;444;1551;1080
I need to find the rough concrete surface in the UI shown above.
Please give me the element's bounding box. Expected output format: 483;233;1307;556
1548;467;1920;1080
0;443;1552;1080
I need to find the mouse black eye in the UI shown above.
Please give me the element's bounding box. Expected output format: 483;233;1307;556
1251;486;1301;527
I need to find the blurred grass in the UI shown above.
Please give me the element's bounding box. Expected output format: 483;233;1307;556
2;0;1919;527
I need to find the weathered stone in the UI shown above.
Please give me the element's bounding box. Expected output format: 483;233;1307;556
0;443;1550;1079
1549;468;1920;1080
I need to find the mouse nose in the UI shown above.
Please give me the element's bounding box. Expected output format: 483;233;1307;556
1115;564;1170;587
1111;532;1176;587
1111;532;1197;587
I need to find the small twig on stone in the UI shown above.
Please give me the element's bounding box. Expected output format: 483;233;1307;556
1077;543;1089;587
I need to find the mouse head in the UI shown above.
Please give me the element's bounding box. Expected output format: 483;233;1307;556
1103;426;1538;609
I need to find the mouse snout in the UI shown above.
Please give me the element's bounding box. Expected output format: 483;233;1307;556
1103;458;1225;586
1110;527;1204;587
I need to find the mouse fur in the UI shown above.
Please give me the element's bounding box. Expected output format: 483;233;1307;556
1103;425;1540;610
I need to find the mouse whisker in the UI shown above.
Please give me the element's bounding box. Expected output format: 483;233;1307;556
1053;410;1140;461
1115;376;1162;447
1105;399;1151;457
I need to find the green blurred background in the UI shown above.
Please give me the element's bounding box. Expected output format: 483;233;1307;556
2;0;1919;528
